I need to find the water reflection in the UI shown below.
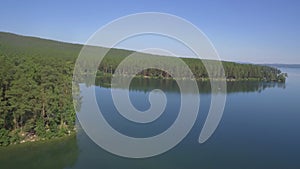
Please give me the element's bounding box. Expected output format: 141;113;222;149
70;75;287;169
0;135;78;169
94;76;285;93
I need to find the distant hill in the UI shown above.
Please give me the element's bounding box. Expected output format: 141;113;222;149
0;32;287;81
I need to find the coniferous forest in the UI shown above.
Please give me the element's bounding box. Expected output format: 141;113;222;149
0;32;287;146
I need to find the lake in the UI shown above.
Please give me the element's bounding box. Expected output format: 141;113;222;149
1;68;299;169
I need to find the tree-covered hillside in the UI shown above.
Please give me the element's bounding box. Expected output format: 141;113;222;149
96;53;287;82
0;32;286;145
0;33;78;145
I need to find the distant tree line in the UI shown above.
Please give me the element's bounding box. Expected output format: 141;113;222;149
96;51;287;82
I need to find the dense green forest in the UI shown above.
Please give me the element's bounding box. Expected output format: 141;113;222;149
0;33;78;146
0;32;286;146
96;52;287;82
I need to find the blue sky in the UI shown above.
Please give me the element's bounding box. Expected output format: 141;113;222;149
0;0;299;64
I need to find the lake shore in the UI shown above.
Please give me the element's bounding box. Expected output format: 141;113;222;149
95;73;287;83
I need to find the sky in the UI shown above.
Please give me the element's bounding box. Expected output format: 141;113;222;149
0;0;299;64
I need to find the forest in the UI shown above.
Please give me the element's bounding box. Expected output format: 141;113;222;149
96;52;287;82
0;32;287;146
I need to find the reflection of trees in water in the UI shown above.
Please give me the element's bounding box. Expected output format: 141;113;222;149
0;135;78;169
226;81;285;93
94;76;285;94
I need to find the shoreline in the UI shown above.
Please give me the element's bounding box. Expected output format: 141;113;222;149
0;132;76;147
95;74;286;83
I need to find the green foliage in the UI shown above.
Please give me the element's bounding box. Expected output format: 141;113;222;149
94;53;286;82
277;73;288;82
0;129;10;146
35;118;46;138
8;130;21;144
0;32;76;145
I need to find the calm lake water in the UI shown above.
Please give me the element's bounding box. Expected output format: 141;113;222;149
1;68;299;169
